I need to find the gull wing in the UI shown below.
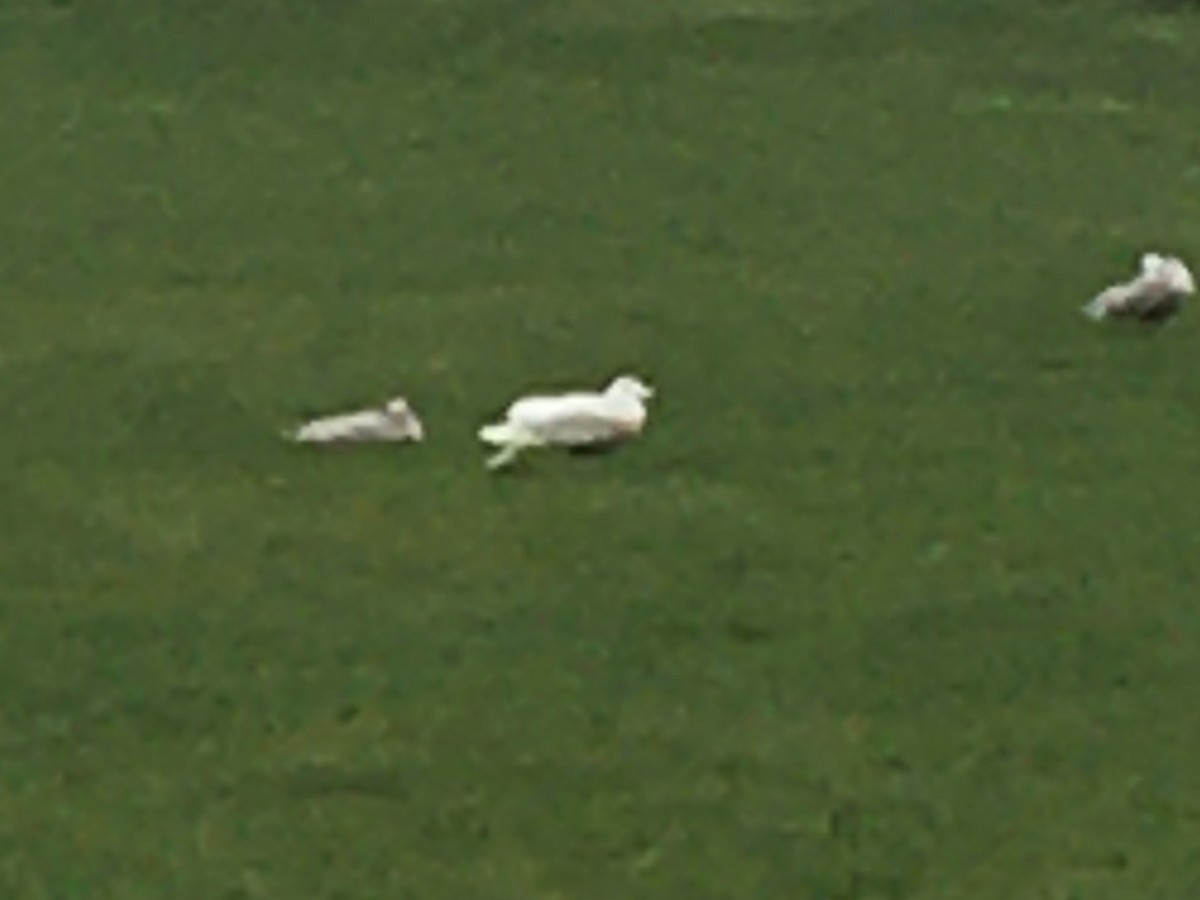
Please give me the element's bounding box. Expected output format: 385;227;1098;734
509;394;639;446
1085;271;1179;321
1119;271;1181;320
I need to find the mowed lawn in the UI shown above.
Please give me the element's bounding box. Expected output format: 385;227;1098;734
3;0;1200;896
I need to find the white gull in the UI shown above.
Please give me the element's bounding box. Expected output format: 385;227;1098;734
290;396;424;444
1083;252;1195;323
478;374;654;470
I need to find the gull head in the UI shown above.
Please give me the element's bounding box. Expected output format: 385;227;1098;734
1164;257;1196;295
384;397;424;441
1140;252;1166;274
1142;253;1195;295
607;375;654;402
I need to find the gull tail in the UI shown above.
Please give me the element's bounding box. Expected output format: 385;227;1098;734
1082;295;1109;321
478;420;539;470
478;421;522;446
1083;285;1128;321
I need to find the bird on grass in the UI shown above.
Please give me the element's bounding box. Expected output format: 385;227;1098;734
289;396;424;444
478;374;654;470
1083;252;1195;324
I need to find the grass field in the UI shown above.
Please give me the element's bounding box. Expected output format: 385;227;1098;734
3;0;1200;896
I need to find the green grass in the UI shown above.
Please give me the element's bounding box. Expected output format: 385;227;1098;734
4;0;1200;896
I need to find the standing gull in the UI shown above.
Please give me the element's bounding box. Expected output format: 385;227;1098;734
478;374;654;470
1083;252;1195;323
289;396;424;444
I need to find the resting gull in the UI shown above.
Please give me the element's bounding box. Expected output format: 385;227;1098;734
478;374;654;470
290;396;424;444
1083;252;1195;323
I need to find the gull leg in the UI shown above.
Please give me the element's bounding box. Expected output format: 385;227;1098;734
486;443;523;470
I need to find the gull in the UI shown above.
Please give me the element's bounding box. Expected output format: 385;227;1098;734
289;396;424;444
478;374;654;470
1083;252;1195;323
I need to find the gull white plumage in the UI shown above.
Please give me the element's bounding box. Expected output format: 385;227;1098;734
478;374;654;470
290;396;424;444
1083;252;1195;323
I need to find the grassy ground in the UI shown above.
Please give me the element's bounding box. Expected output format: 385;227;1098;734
3;0;1200;896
